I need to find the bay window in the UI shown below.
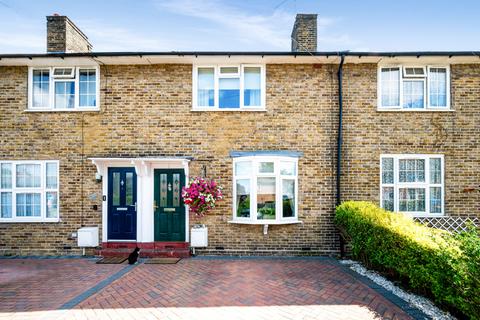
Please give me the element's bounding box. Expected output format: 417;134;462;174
380;155;444;216
232;156;298;223
378;66;450;110
193;65;265;110
28;66;99;110
0;161;59;222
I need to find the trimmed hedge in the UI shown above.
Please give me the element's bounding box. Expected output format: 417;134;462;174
335;201;480;319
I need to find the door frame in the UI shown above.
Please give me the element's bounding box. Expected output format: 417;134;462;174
107;167;138;241
151;163;189;243
153;168;186;242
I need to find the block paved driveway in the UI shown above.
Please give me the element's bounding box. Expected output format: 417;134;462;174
0;257;422;320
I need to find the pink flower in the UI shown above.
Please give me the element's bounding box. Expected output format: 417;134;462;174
182;177;223;216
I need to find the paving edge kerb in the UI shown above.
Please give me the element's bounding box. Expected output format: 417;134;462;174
59;263;138;309
337;263;431;320
0;255;98;259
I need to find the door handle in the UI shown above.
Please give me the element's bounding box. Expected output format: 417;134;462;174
154;200;158;210
134;202;137;212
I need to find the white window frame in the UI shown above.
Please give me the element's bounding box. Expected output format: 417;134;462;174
380;154;444;217
0;160;60;222
231;156;298;224
427;66;450;109
402;66;426;78
52;67;75;78
192;64;266;111
402;78;426;109
377;65;450;111
28;66;100;111
53;75;76;109
219;66;240;76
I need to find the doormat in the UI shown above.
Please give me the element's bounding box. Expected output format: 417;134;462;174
144;258;181;264
96;256;128;264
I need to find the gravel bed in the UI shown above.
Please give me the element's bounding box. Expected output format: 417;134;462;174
339;259;456;320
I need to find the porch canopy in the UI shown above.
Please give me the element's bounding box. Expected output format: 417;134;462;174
89;157;193;177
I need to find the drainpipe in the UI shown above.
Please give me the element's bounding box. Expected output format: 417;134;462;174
336;54;346;258
336;54;345;207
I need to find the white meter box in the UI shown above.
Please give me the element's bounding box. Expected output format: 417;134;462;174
190;225;208;247
77;227;99;247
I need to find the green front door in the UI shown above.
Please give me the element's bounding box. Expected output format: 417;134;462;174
154;169;186;241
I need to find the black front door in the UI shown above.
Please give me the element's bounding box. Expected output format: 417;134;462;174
108;167;137;240
154;169;186;241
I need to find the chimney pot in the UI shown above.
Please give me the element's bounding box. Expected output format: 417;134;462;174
291;13;317;53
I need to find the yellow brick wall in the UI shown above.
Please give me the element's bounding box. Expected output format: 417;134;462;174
0;64;340;255
341;64;480;217
0;63;478;256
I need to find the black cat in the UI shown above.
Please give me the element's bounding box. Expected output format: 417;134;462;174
128;247;140;265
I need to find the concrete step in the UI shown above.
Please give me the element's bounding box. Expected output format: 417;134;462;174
101;241;189;250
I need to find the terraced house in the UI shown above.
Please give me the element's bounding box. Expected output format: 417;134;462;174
0;14;478;257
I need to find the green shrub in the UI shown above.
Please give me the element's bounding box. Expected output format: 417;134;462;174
335;201;480;319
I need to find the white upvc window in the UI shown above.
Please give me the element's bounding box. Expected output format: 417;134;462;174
28;66;100;111
192;64;266;111
0;160;59;222
380;155;444;217
378;65;450;110
232;156;298;224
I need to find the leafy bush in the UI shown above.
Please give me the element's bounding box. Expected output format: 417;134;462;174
335;201;480;319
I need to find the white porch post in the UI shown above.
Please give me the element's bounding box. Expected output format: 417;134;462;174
132;160;154;243
91;159;108;243
142;166;154;242
184;160;190;242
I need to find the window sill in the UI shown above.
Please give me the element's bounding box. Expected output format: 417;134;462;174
228;220;302;225
191;107;266;112
0;219;60;223
402;213;445;218
377;108;454;112
24;108;100;113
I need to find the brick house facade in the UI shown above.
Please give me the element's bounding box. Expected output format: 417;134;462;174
0;15;478;256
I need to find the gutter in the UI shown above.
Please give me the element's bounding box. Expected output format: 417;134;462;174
1;51;480;59
336;54;345;207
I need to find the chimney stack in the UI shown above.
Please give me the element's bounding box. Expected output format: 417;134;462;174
291;14;317;52
46;15;92;53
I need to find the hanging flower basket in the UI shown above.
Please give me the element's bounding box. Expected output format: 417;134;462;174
182;177;223;217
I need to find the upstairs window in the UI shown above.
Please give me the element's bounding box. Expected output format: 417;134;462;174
28;66;99;110
193;65;265;110
378;66;450;110
380;155;444;216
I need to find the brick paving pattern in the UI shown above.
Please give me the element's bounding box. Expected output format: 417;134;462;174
0;259;123;313
0;258;418;320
